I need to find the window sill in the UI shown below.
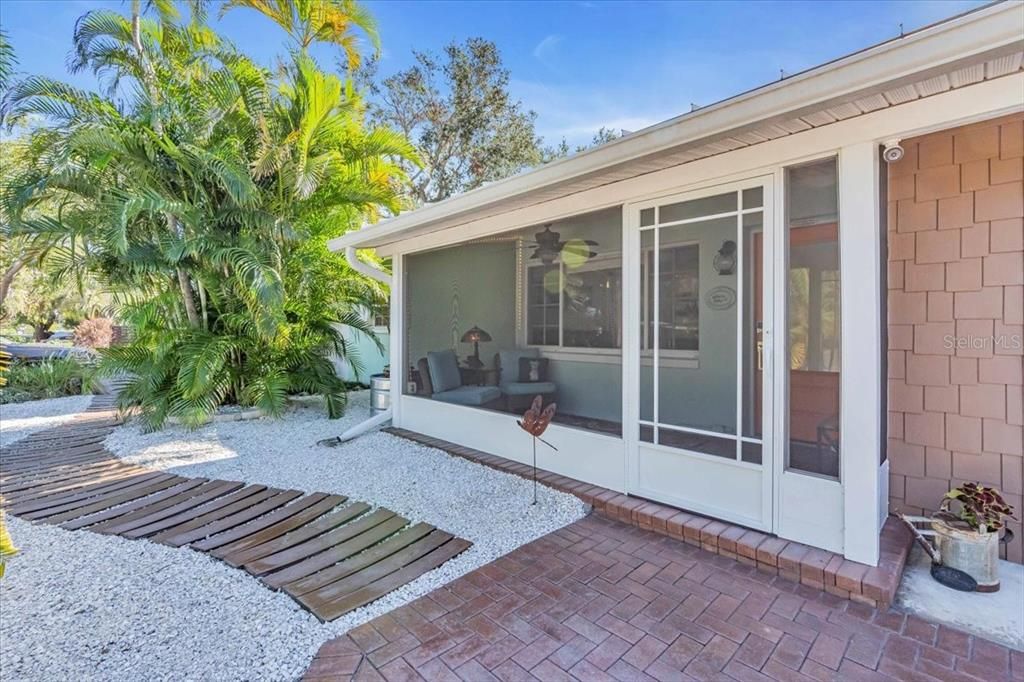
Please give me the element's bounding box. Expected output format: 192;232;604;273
527;346;699;369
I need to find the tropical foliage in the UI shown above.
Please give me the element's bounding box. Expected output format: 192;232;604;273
1;265;106;340
3;0;414;428
363;38;547;204
0;512;14;579
0;357;98;405
221;0;379;68
361;37;626;206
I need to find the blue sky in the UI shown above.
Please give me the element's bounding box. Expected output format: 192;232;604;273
1;0;986;146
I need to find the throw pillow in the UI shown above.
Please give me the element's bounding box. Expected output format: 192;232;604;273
518;356;549;383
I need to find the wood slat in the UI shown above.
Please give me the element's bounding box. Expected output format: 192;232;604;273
2;435;112;456
33;475;186;525
11;471;166;515
0;451;112;475
303;535;472;622
60;479;208;530
193;493;337;552
4;431;112;451
284;522;435;597
1;460;133;494
2;463;142;500
0;454;114;478
244;508;397;577
299;530;452;611
262;515;411;588
5;464;147;500
6;425;113;444
123;484;268;539
220;501;368;568
2;445;108;462
145;486;282;544
154;489;302;547
96;480;245;535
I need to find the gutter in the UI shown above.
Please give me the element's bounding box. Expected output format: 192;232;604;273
321;247;393;445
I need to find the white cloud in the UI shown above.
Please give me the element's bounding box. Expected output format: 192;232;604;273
512;78;672;148
532;34;563;62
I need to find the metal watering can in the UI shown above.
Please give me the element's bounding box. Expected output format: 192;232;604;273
897;513;1014;592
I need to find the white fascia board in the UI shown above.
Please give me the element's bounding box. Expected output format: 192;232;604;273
328;1;1023;253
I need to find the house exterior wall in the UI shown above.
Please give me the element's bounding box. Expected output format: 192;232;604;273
334;326;389;384
385;78;1022;564
886;113;1024;562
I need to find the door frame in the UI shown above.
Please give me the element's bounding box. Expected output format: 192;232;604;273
622;174;777;532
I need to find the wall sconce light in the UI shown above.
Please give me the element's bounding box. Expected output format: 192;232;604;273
714;240;737;275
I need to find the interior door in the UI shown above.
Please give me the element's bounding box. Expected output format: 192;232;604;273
627;178;774;531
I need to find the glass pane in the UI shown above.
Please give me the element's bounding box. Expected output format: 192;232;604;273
741;212;764;443
742;187;763;209
563;265;621;348
659;191;737;224
657;427;735;459
658;215;736;435
640;207;655;226
742;441;762;464
786;159;841;478
657;244;700;351
640;230;654;423
640;424;654;443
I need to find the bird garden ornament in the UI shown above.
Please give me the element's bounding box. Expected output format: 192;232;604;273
517;396;557;505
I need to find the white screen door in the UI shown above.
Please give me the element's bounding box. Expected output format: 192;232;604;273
625;177;775;531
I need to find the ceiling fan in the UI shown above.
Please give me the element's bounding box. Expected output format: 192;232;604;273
525;225;599;266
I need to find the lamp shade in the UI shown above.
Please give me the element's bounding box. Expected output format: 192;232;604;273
461;325;492;343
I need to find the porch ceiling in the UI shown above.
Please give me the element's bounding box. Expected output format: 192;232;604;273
329;2;1024;253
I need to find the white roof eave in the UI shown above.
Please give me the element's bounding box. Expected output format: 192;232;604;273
330;0;1023;252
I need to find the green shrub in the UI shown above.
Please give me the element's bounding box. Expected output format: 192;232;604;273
0;358;97;404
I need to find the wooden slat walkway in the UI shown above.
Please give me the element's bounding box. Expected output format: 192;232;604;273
0;396;471;622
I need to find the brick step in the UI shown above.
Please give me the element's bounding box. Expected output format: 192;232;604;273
385;427;914;608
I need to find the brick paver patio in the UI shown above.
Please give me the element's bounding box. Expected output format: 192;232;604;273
304;514;1021;682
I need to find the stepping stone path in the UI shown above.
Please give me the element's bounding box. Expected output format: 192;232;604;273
0;396;471;622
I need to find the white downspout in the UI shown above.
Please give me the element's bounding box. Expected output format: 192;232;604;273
324;247;393;445
345;245;392;287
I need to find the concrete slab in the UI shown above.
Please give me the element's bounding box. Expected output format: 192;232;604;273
895;544;1023;651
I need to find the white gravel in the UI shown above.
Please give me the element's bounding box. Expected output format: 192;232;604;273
0;395;93;448
1;515;340;681
1;391;587;680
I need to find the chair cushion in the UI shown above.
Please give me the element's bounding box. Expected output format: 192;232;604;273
432;385;502;406
427;349;462;393
498;348;539;386
501;381;556;396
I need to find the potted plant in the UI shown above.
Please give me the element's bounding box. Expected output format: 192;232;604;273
932;482;1016;592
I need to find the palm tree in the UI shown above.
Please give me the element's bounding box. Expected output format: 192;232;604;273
5;2;414;428
221;0;379;67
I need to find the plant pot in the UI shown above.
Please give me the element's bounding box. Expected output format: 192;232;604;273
931;517;1000;592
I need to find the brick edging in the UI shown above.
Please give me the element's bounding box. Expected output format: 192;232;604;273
385;427;913;608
